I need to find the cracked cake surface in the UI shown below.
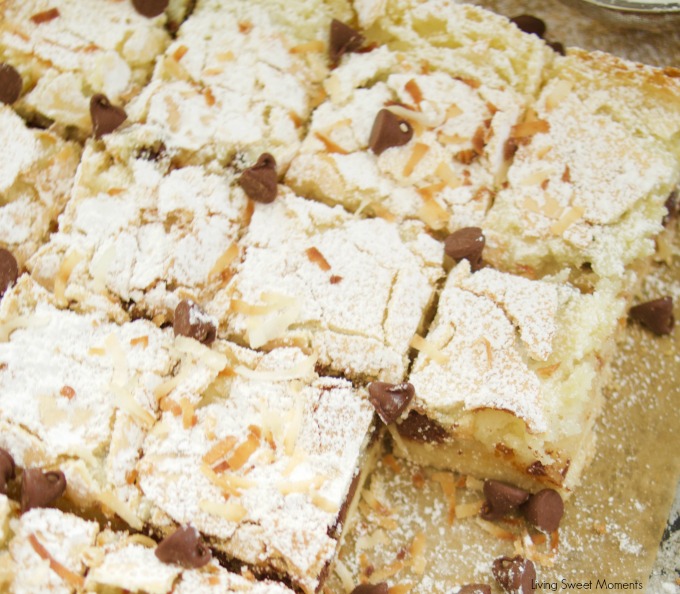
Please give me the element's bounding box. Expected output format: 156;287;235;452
215;189;444;382
0;106;80;268
0;0;176;135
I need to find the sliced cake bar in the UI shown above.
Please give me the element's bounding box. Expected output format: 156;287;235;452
120;0;354;170
484;50;680;282
393;261;626;494
0;0;175;136
286;43;526;232
0;106;80;269
28;141;250;323
137;344;378;594
214;189;444;382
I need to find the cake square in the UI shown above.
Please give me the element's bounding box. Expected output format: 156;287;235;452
0;276;218;527
214;189;444;382
286;44;526;232
0;106;80;269
0;0;174;136
137;345;378;594
396;260;626;494
483;50;680;281
28;141;250;323
120;0;353;171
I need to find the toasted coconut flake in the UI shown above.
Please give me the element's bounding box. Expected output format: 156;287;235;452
362;489;391;517
382;454;402;474
438;132;466;145
128;534;157;548
416;198;449;231
545;80;573;111
284;393;305;456
312;493;340;514
403;143;429;177
54;251;83;304
290;40;325;54
230;300;283;316
520;169;553;186
357;529;389;551
473;336;493;369
405;79;423;105
446;104;462;119
199;499;247;522
432;471;457;523
410;532;427;574
370;202;397;222
385;104;434;127
110;385;155;428
386;425;408;457
511;119;550;139
323;118;352;134
130;336;149;348
315;131;349;155
28;533;85;588
209;243;238;278
99;491;143;530
282;448;307;477
235;352;316;383
306;247;332;271
244;295;302;349
180;398;196;429
88;347;106;356
550;205;584;235
203;437;238;465
476;517;517;541
216;51;234;62
536;363;561;378
173;45;188;61
200;464;249;496
389;585;414;594
334;559;355;594
410;334;447;364
455;499;484;518
435;162;462;188
227;428;261;471
104;334;128;387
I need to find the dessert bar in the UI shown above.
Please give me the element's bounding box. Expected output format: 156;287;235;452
215;189;443;382
137;344;378;593
28;141;250;323
484;50;680;282
120;0;354;171
286;43;526;232
0;106;80;269
396;260;627;493
0;0;176;136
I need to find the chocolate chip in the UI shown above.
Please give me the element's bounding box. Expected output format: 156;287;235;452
522;488;564;532
367;382;415;424
629;297;674;336
547;41;566;56
444;227;485;271
397;410;448;443
155;525;212;568
90;93;127;139
510;14;547;38
350;584;389;594
132;0;169;17
0;248;19;298
492;556;536;594
0;63;22;105
0;448;16;495
329;19;365;65
173;300;216;345
369;109;413;155
238;153;278;203
480;480;530;521
21;468;67;512
458;585;492;594
663;190;678;226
